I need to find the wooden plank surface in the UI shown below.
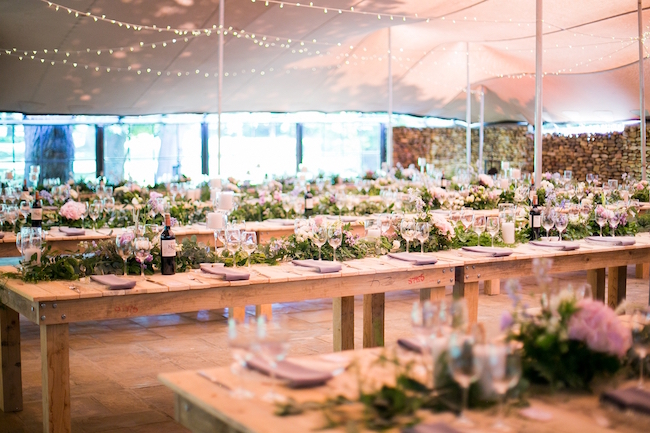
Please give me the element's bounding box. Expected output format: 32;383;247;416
40;323;70;433
0;307;22;412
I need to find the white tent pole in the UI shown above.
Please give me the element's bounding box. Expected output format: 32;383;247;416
387;27;393;168
466;42;471;170
534;0;543;186
479;86;485;174
639;0;646;181
217;0;224;176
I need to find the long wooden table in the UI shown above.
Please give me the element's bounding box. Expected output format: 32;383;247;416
0;257;454;433
159;347;650;433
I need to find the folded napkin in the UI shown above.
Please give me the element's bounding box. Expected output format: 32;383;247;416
586;236;636;246
58;227;86;236
388;252;438;265
461;246;513;257
397;337;424;354
292;259;342;273
199;263;250;281
402;422;461;433
246;357;333;388
529;240;580;251
90;274;136;290
600;387;650;415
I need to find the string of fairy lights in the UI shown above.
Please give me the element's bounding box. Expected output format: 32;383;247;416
2;0;644;82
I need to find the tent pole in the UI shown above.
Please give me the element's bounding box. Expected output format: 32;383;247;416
534;0;543;186
479;86;485;174
217;0;224;176
639;0;646;181
387;28;393;168
466;42;471;171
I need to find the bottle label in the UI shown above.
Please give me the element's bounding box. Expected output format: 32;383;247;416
161;239;177;257
532;215;541;228
305;198;313;209
31;208;42;221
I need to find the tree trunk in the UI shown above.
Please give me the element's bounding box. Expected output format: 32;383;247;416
24;126;74;183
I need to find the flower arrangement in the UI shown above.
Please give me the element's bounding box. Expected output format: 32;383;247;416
503;259;631;389
59;200;86;220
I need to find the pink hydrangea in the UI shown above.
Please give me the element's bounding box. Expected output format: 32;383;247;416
568;299;631;358
149;191;163;200
59;201;86;220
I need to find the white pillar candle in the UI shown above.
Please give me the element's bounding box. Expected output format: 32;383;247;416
218;191;234;211
511;168;521;180
366;228;381;239
499;178;509;189
501;221;515;244
23;247;41;265
207;212;226;230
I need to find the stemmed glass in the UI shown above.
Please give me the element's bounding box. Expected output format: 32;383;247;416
5;205;18;232
214;228;226;259
595;206;607;237
448;210;461;228
103;197;115;221
579;203;592;222
488;343;522;431
225;229;241;267
411;301;440;387
133;236;152;280
486;216;499;247
89;200;102;230
241;231;257;267
116;229;135;276
227;318;255;399
327;224;342;261
567;204;580;225
553;209;568;241
230;218;246;231
80;201;89;228
608;209;620;237
586;173;594;187
460;208;473;234
19;200;31;221
415;222;430;254
631;307;650;389
400;218;416;253
379;215;391;236
254;316;290;403
541;208;555;240
311;221;328;260
472;215;486;245
448;325;484;427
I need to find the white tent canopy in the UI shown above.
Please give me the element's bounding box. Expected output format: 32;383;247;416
0;0;649;123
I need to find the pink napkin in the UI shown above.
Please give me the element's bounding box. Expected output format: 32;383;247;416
59;227;86;236
388;253;438;265
601;387;650;415
292;259;342;273
199;263;250;281
90;275;136;290
246;357;333;388
586;236;636;246
529;240;580;251
462;246;513;257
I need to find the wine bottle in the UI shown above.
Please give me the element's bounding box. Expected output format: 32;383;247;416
441;172;448;189
529;194;541;240
21;179;30;200
31;191;42;228
304;184;314;217
160;213;176;275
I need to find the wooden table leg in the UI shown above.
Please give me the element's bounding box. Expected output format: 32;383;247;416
484;279;500;296
0;306;22;412
228;307;246;321
636;263;650;279
333;296;354;352
419;287;446;302
363;294;384;348
255;304;273;320
607;266;627;309
40;323;70;433
453;267;479;323
587;268;606;302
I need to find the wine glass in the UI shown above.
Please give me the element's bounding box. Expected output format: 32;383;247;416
447;325;484;427
327;224;342;261
567;204;580;224
241;231;257;267
103;197;115;220
448;210;461;228
5;205;18;232
472;215;486;245
311;221;328;260
411;301;440;387
145;224;160;245
230;218;246;231
116;229;135;276
541;208;555;240
563;170;572;184
379;214;391;235
450;299;469;331
595;206;607;237
400;218;416;253
89;200;102;230
225;229;241;267
415;222;430;254
134;236;152;280
227;318;255;399
586;173;594;186
80;201;89;228
553;209;568;241
254;316;290;403
488;343;522;431
608;209;620;237
631;307;650;389
579;203;592;222
19;200;31;221
486;216;499;247
460;208;473;232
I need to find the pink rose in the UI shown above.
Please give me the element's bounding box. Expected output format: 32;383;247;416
59;201;86;220
150;191;163;200
568;299;631;357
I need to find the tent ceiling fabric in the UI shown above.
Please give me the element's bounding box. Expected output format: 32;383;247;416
0;0;649;123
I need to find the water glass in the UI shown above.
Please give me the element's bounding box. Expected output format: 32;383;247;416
460;208;473;231
541;208;555;239
472;215;486;244
134;237;152;280
225;229;241;267
89;200;102;230
486;216;499;247
327;224;343;261
415;222;430;254
241;231;257;267
553;209;568;241
594;205;607;236
311;221;328;260
116;229;135;275
400;218;416;253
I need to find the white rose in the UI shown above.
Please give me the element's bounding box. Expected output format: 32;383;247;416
69;189;78;199
131;197;140;207
392;240;401;251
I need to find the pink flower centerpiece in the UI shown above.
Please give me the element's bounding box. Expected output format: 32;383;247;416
59;201;86;221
